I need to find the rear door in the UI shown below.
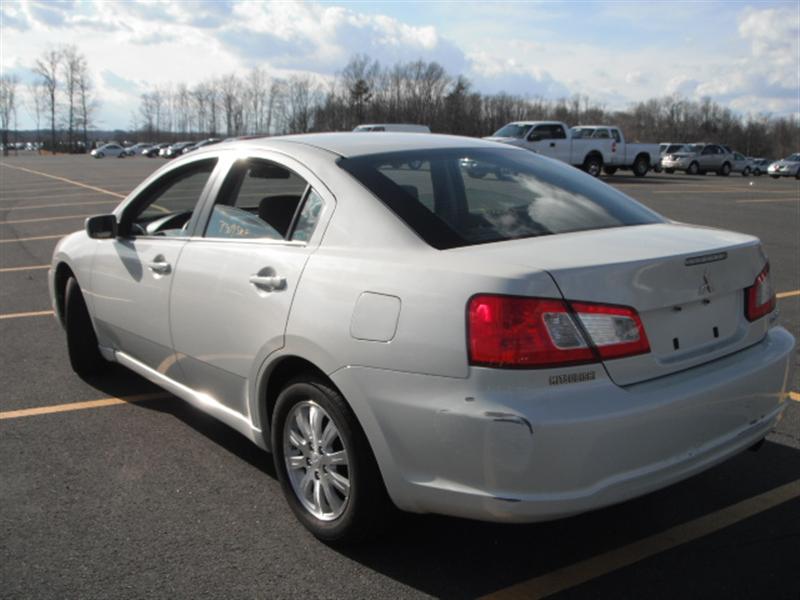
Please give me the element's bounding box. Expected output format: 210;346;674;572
168;154;334;415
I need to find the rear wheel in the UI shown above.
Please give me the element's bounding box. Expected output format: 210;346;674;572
64;277;107;377
742;166;751;177
687;161;699;175
583;154;602;177
632;155;649;177
718;162;731;176
272;377;394;543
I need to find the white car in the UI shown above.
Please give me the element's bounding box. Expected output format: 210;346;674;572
49;134;795;542
353;124;430;133
768;153;800;179
90;143;126;158
731;151;754;176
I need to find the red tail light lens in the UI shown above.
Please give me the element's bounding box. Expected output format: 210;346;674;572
745;263;775;321
467;295;650;368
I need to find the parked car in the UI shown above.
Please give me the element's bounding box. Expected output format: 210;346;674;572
143;143;170;158
124;143;153;157
767;153;800;179
353;124;430;133
486;121;658;177
660;143;734;175
163;141;194;158
730;152;754;176
750;158;771;176
655;143;686;172
50;133;794;542
90;143;126;158
183;138;221;154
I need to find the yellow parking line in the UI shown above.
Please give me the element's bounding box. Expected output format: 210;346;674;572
0;310;55;320
790;391;800;402
0;190;112;202
0;234;65;243
0;392;173;420
736;197;800;204
0;163;126;198
0;214;93;225
777;290;800;299
0;265;50;273
483;478;800;600
1;200;118;211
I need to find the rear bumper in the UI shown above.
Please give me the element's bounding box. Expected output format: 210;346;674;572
332;326;795;522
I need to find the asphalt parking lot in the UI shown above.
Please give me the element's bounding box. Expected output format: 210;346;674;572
1;154;798;599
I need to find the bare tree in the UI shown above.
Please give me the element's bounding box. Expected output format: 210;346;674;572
284;74;320;133
0;74;19;156
27;81;45;149
76;55;96;149
33;48;61;152
62;45;81;151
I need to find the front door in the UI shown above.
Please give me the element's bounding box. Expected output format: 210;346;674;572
90;157;220;376
527;123;570;162
169;155;332;415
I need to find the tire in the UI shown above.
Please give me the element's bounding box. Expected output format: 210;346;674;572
272;377;394;543
687;161;699;175
718;162;731;176
632;155;649;177
770;175;780;179
796;168;800;180
583;154;602;177
665;168;675;174
64;277;107;377
602;166;617;176
742;167;751;177
653;164;663;173
96;152;104;158
753;169;761;176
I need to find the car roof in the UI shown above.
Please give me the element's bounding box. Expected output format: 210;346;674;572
232;132;513;158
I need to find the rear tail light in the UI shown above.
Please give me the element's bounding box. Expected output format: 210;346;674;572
745;263;775;321
467;295;650;368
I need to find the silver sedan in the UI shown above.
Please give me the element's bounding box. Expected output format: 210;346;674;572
49;134;795;542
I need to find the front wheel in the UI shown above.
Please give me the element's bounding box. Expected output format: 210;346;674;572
65;277;108;377
583;154;602;177
742;167;751;177
687;161;699;175
632;155;649;177
718;162;731;176
272;378;394;543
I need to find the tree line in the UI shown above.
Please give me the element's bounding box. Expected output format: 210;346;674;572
2;50;797;159
1;44;97;155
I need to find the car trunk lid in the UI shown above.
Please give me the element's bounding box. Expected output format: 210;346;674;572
451;223;768;385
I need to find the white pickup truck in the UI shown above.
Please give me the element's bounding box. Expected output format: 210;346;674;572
485;121;659;177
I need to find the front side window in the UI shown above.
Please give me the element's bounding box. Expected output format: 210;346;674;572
493;124;533;139
122;158;217;237
204;158;320;241
339;148;663;250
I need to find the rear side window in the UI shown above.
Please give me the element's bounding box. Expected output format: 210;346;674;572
339;148;663;249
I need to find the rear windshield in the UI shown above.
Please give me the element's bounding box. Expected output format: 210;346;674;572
339;148;663;249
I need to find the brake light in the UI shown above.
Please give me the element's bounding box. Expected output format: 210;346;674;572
745;263;775;321
467;295;650;368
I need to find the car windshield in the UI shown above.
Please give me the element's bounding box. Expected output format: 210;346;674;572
571;128;596;139
786;154;800;162
492;124;532;139
339;147;663;250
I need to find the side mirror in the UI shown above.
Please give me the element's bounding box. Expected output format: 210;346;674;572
86;214;118;239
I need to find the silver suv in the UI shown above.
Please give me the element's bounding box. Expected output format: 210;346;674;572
661;143;734;176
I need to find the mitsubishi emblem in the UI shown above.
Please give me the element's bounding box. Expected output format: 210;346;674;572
698;270;714;296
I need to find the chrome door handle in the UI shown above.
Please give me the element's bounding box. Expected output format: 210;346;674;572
147;260;171;274
249;274;286;291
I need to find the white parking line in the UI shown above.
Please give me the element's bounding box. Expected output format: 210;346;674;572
0;214;93;225
0;265;50;273
0;310;54;320
0;234;64;243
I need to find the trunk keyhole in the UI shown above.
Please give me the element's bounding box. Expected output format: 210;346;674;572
673;337;680;350
713;326;719;338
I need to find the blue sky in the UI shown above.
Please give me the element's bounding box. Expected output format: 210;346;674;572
1;0;798;130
